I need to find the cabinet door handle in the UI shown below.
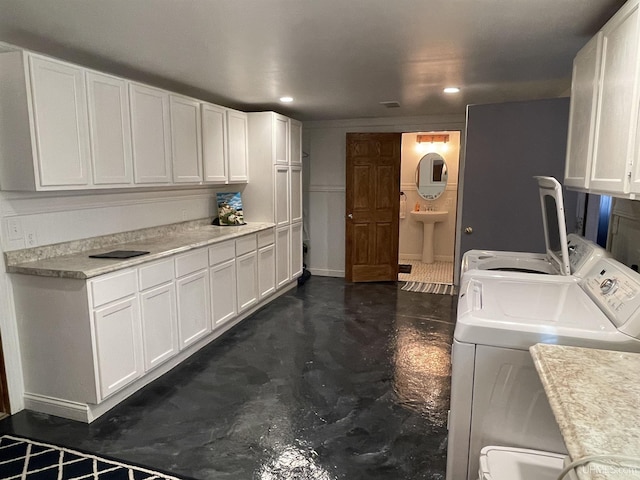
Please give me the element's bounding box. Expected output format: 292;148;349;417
465;226;473;234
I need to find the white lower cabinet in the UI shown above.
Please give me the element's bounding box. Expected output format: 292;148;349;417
12;227;289;423
92;296;143;400
235;233;258;312
290;221;303;280
210;258;237;328
275;225;291;289
175;249;211;349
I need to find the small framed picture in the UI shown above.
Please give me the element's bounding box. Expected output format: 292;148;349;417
216;192;246;226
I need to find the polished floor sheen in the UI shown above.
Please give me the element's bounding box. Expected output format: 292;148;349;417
0;277;456;480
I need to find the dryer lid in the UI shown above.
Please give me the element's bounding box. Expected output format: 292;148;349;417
535;176;571;276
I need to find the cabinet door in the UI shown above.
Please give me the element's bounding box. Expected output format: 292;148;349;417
258;244;276;299
210;258;237;328
290;222;303;280
92;296;143;400
176;269;211;349
275;165;290;227
275;225;291;289
28;55;91;187
591;2;640;193
227;109;249;183
86;71;133;186
236;252;258;313
290;166;303;223
140;283;178;371
130;83;172;184
202;103;228;183
564;33;602;190
170;94;203;183
274;114;289;164
289;119;302;165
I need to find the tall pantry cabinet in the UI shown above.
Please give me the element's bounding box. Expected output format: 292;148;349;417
244;112;303;288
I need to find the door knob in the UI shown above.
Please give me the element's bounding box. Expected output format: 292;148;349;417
347;213;353;219
465;226;473;234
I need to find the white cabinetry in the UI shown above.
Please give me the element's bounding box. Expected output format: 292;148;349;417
90;269;143;401
0;52;91;190
170;94;202;183
202;103;228;183
235;234;258;313
258;229;276;299
86;71;133;186
245;112;303;286
209;241;237;328
129;82;172;184
564;34;602;190
175;249;211;348
138;259;178;372
227;109;249;183
565;0;640;197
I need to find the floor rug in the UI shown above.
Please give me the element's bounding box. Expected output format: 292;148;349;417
401;281;457;295
398;264;412;273
0;434;184;480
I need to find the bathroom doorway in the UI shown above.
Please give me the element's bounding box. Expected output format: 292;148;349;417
398;131;460;286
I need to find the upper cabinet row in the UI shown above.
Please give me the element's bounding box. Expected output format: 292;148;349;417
0;51;249;191
565;0;640;197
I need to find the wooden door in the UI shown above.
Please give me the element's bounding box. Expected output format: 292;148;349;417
345;133;401;282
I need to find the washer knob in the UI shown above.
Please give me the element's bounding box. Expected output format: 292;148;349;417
600;278;618;295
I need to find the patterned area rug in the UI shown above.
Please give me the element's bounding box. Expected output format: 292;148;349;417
401;281;457;295
0;435;184;480
398;259;453;284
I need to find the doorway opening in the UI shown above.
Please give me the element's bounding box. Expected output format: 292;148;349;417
398;131;460;286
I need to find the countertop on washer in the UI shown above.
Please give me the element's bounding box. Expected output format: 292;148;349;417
530;343;640;479
4;220;275;279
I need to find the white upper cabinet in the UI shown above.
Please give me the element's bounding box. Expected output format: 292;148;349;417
564;33;602;191
590;0;639;194
227;109;249;183
0;51;92;190
170;94;203;183
129;83;173;184
564;0;640;198
289;119;302;165
274;114;289;164
86;71;133;186
202;103;228;183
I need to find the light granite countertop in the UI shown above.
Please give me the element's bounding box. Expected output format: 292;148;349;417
530;343;640;480
4;220;275;279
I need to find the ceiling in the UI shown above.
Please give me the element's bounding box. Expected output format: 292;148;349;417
0;0;626;121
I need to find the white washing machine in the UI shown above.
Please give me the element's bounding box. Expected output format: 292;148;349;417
446;256;640;480
478;446;567;480
461;177;608;289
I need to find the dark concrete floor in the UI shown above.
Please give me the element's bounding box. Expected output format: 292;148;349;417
0;277;456;480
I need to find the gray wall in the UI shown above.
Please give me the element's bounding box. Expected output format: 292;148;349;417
459;98;578;256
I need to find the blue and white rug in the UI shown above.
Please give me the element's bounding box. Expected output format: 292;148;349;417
0;435;183;480
401;281;457;295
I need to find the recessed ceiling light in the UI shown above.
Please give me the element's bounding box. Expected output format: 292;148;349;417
443;87;460;94
280;96;294;103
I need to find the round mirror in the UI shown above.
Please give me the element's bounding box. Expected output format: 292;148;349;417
415;152;448;200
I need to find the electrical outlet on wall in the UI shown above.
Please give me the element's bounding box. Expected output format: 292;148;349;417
25;230;37;247
7;218;23;241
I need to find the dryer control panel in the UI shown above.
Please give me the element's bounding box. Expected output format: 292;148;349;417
582;258;640;338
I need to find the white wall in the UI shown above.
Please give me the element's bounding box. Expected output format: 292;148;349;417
399;131;460;261
303;115;465;277
0;185;235;412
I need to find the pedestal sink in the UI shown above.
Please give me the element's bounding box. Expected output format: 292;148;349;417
410;210;448;264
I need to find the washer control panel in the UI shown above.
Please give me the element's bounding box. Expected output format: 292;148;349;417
582;258;640;337
567;234;609;276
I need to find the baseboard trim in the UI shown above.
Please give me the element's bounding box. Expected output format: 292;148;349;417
24;394;89;422
309;268;345;277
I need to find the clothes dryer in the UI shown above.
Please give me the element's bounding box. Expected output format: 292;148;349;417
446;257;640;480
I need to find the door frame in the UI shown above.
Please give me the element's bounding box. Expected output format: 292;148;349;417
343;121;466;285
